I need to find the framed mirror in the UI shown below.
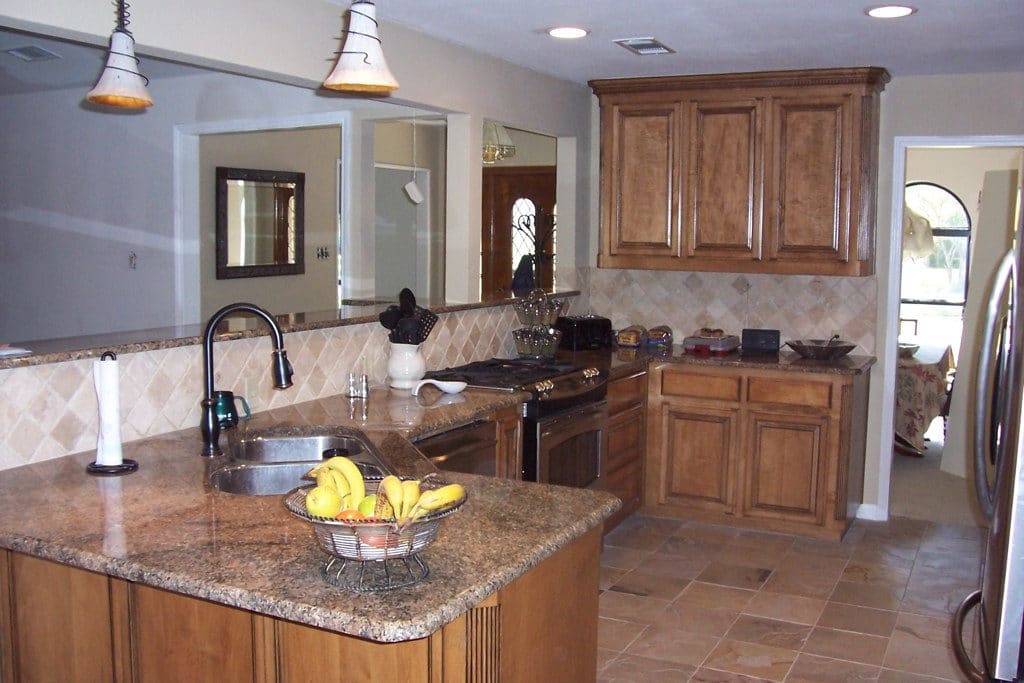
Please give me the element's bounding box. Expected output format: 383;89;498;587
215;167;305;279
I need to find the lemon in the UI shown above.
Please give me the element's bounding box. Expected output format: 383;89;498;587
305;485;343;518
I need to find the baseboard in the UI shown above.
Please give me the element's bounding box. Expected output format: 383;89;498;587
854;503;888;521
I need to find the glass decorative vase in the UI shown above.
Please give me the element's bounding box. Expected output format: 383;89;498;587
387;342;426;389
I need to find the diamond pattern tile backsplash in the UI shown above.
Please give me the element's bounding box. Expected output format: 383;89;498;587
585;268;878;353
0;307;518;471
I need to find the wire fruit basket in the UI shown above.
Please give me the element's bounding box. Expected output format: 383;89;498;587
283;479;466;563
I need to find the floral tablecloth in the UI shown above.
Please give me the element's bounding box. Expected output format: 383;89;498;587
895;344;955;451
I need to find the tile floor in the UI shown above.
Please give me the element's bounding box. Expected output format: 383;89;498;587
597;514;986;682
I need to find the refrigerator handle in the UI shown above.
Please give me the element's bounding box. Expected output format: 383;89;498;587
973;250;1014;519
952;590;990;683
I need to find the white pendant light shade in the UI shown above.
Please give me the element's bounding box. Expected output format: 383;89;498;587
323;1;399;94
86;29;152;109
482;121;516;164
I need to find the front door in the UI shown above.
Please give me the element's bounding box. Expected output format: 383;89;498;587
481;166;556;299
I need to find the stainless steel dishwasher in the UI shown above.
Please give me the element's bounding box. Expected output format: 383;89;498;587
414;420;498;477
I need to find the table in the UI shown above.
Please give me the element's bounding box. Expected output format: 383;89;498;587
895;344;955;452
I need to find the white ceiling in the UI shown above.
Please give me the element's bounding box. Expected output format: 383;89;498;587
370;0;1024;83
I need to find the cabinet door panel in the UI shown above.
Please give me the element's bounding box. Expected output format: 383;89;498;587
660;405;737;512
606;104;682;257
685;99;763;260
767;97;850;263
607;371;646;415
7;553;115;682
130;583;256;682
744;411;828;521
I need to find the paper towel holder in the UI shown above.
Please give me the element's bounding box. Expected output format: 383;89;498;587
86;351;139;476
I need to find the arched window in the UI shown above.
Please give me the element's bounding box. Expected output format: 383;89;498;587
511;197;536;272
901;182;972;306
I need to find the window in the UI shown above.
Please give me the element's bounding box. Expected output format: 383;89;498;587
901;182;971;306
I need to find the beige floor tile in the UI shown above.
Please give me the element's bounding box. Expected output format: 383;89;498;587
598;653;695;682
599;590;670;624
623;623;719;666
912;549;982;581
791;535;858;559
673;522;741;545
901;578;976;617
678;580;757;611
877;668;958;682
817;602;898;637
829;580;904;610
600;544;649;571
727;530;796;554
701;638;799;681
634;552;710;580
773;551;849;577
785;653;880;682
615;514;685;536
742;591;825;625
596;647;619;672
659;536;725;561
848;544;918;570
600;565;626;590
722;614;811;650
696;561;773;590
690;667;773;682
659;600;741;638
598;617;648;652
884;612;963;680
841;559;913;588
608;570;690;601
761;566;839;599
715;543;791;570
803;626;889;666
604;527;671;552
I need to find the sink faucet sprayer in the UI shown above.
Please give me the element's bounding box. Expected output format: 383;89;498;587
200;302;294;457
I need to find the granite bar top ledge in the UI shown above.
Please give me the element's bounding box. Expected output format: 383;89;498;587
0;428;619;643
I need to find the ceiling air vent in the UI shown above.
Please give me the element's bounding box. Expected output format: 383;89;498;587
4;45;62;62
613;37;675;56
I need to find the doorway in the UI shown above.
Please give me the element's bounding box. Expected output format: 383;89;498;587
480;166;556;299
884;138;1024;526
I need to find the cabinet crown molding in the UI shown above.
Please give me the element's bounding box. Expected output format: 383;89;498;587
589;66;890;96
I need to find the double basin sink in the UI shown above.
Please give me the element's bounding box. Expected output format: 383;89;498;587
208;427;391;495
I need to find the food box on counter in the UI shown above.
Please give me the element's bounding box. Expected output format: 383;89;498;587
682;334;740;355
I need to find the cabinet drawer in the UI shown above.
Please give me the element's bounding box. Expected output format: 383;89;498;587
747;377;832;409
607;371;646;415
661;369;741;402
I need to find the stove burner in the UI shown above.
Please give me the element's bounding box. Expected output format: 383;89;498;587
424;358;578;389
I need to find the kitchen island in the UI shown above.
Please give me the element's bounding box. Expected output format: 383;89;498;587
0;393;619;681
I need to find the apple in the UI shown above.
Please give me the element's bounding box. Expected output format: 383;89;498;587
357;494;377;517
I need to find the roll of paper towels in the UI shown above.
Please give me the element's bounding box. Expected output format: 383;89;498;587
94;355;123;466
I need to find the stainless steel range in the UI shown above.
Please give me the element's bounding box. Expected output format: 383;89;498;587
424;358;608;488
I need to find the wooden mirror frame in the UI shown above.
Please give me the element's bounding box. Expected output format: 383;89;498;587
215;167;305;279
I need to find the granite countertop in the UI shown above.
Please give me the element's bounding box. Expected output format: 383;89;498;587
0;388;619;643
562;345;876;377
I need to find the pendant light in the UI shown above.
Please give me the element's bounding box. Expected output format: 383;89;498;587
323;0;399;94
482;121;516;164
86;0;153;109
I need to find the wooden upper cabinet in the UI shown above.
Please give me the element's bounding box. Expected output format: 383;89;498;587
591;67;889;276
599;101;683;261
684;97;764;262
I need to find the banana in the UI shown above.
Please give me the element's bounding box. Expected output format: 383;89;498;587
324;456;365;504
410;484;465;519
400;479;421;520
378;475;404;521
315;469;352;508
374;493;395;520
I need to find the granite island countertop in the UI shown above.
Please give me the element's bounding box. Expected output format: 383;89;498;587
0;391;619;643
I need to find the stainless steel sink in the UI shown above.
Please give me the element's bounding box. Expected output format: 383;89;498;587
208;459;387;495
229;432;366;463
210;428;390;495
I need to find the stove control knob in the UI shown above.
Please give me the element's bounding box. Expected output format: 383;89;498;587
582;367;600;382
534;379;554;394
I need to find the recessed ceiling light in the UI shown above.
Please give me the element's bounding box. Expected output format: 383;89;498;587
866;5;917;18
548;27;589;39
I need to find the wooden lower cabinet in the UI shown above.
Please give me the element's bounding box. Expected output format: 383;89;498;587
1;527;600;683
646;363;869;540
602;370;647;533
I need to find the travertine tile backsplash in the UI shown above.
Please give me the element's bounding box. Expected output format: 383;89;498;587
584;268;878;354
0;307;518;471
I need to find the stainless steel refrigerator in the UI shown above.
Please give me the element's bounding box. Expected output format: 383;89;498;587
952;205;1024;682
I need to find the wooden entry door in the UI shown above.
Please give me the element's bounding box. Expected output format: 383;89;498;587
481;166;556;299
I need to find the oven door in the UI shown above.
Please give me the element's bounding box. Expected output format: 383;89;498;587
528;401;607;488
